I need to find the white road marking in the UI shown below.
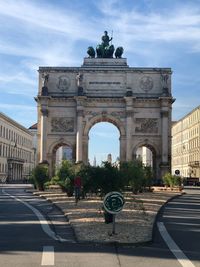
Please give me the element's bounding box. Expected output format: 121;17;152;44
2;189;68;242
41;246;54;266
157;222;196;267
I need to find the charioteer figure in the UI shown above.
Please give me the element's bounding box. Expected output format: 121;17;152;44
101;31;112;47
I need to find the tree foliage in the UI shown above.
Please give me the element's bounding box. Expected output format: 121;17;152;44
162;172;182;188
43;160;154;196
31;164;49;191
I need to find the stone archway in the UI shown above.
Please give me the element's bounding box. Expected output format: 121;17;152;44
132;140;161;180
82;114;126;164
48;141;73;177
35;39;174;181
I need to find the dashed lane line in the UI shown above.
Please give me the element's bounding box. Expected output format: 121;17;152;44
41;246;54;266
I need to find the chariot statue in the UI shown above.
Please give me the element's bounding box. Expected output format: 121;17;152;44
87;31;124;59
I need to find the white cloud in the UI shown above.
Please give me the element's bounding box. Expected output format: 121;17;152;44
95;1;200;52
0;0;200;126
0;103;37;127
0;103;35;111
0;72;35;86
0;0;97;41
90;132;119;138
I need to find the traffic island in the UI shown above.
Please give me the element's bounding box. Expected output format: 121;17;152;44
33;190;183;245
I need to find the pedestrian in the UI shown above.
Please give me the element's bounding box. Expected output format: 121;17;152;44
74;175;81;204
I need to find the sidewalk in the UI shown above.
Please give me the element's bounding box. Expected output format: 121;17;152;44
33;189;183;245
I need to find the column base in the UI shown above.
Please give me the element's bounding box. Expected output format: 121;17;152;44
160;162;170;178
39;160;49;165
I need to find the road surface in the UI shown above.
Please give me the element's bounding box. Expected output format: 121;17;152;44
0;185;199;267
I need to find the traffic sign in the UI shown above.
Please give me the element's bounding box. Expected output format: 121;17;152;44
103;191;125;214
175;169;180;175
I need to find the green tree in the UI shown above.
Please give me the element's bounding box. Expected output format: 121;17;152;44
162;172;182;188
143;165;153;189
31;164;49;191
45;160;75;195
120;160;146;193
99;161;124;195
76;162;124;196
56;160;74;180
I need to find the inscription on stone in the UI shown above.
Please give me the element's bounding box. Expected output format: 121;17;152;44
135;118;158;133
51;117;74;132
86;74;124;90
89;82;121;85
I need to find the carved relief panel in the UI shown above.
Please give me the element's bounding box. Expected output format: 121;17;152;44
51;117;74;132
135;118;158;134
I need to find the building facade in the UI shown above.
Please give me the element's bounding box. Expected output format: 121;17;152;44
28;123;38;168
171;106;200;179
0;112;34;182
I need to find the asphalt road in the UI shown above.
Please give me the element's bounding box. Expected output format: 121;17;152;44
0;185;200;267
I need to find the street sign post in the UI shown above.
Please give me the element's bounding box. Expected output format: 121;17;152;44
103;191;125;234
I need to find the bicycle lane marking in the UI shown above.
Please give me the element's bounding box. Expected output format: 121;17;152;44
157;222;196;267
2;189;68;242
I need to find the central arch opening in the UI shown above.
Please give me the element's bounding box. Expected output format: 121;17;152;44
88;122;120;166
135;144;158;182
136;146;153;167
52;143;73;175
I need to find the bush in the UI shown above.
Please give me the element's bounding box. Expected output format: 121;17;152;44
46;160;75;195
143;165;153;188
99;161;124;195
76;162;124;196
120;160;146;193
162;172;182;188
31;164;49;191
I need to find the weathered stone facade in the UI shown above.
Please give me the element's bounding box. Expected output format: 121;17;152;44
35;58;174;179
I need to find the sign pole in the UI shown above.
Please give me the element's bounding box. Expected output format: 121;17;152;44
103;191;125;235
112;214;116;234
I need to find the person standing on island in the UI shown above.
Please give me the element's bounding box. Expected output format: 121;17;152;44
101;31;112;47
74;175;82;204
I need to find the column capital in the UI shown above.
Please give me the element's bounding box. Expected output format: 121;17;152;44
40;108;49;116
75;96;87;106
124;96;133;106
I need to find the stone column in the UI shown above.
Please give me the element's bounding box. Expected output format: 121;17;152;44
76;110;83;162
11;163;13;181
40;108;48;163
82;135;89;164
160;108;170;176
75;96;86;163
125;97;133;161
120;135;126;162
19;164;23;181
15;164;18;180
161;109;169;163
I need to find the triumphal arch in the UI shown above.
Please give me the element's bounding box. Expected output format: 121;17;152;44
35;32;174;180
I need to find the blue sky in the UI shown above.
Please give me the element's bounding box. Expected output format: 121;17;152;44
1;0;200;164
